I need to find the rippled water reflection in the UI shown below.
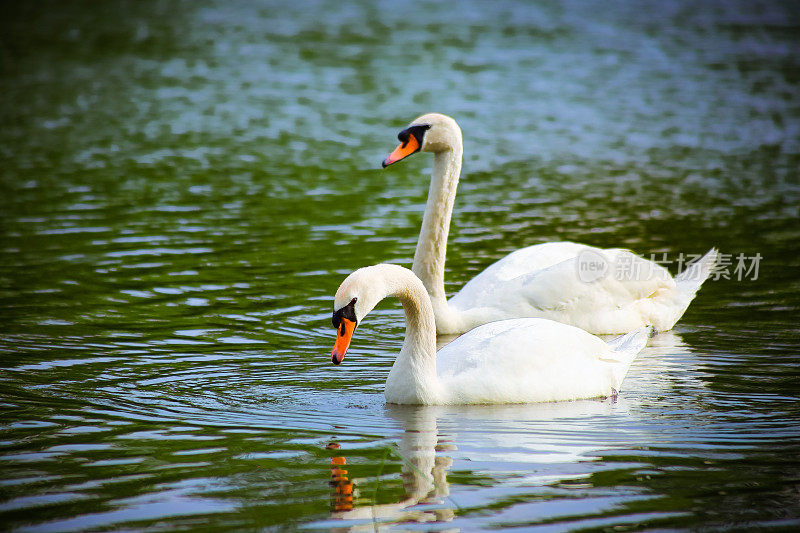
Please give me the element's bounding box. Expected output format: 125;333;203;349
1;0;799;530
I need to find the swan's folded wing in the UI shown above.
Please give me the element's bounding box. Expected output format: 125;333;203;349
450;242;588;308
435;318;618;403
513;249;676;313
469;242;589;283
447;246;679;334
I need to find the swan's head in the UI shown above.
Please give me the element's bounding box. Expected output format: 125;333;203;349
382;113;462;167
330;266;390;365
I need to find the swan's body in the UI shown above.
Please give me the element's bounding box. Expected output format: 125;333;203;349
383;113;717;335
330;264;650;405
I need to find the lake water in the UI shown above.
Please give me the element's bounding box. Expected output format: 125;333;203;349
1;0;799;530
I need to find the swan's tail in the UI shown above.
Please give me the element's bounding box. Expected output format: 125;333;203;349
674;247;718;297
604;325;652;390
649;248;718;331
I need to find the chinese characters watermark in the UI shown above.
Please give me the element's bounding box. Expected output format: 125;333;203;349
576;250;761;283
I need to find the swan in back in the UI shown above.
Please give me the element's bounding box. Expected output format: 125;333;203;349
330;264;650;405
382;112;717;335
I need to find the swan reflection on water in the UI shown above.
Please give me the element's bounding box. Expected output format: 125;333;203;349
327;406;456;529
322;330;702;530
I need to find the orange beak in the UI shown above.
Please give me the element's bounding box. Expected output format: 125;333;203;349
331;318;356;365
382;134;420;167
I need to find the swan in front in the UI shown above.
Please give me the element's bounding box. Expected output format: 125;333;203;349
382;112;717;335
330;264;650;405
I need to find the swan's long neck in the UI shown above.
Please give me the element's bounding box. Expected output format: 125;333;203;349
374;266;441;404
411;147;462;330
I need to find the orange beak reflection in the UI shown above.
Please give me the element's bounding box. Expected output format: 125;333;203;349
382;135;420;167
330;455;354;512
331;318;356;365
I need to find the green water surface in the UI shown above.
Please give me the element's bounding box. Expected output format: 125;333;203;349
1;1;799;531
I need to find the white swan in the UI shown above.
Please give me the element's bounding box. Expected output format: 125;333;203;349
330;264;650;405
382;113;717;335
